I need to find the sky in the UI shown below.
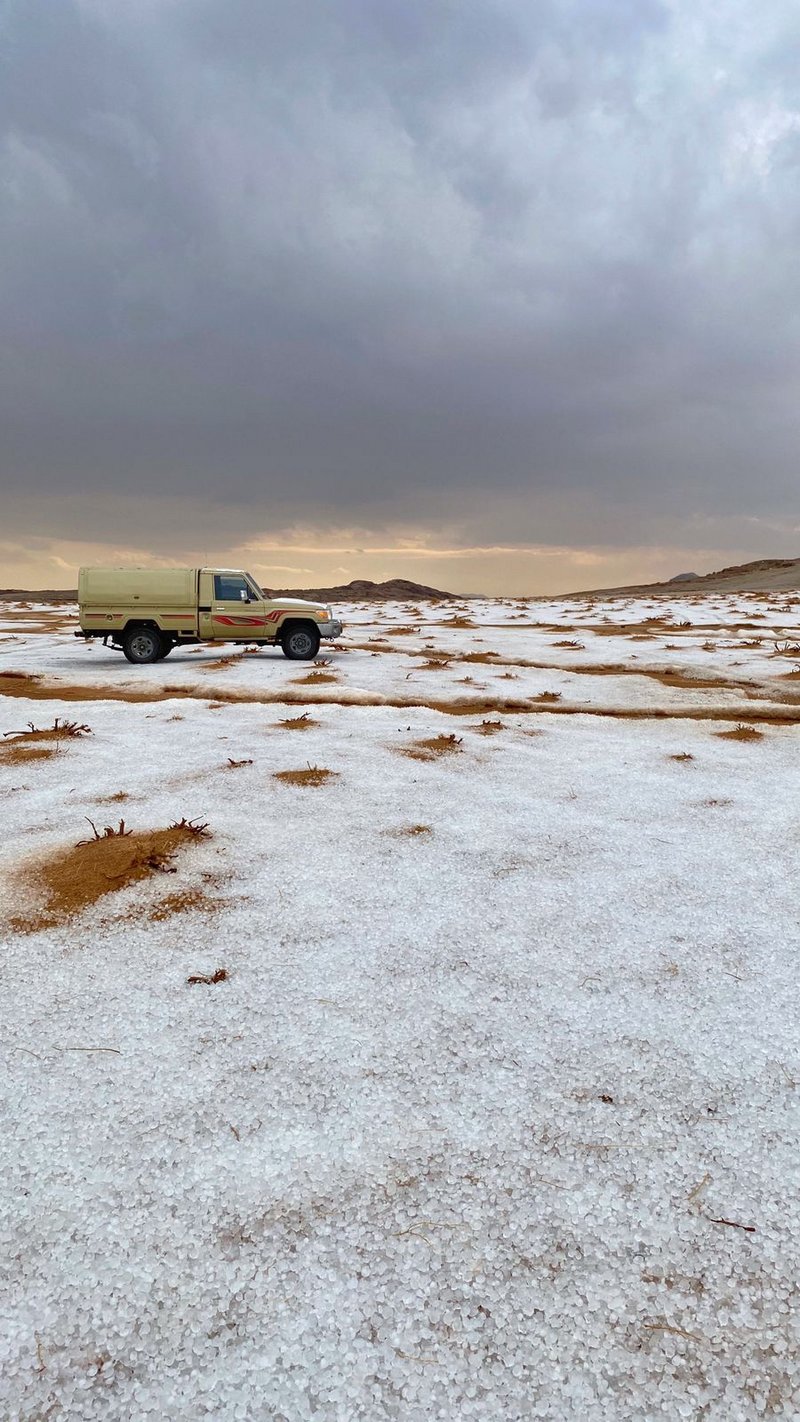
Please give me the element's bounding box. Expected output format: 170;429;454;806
1;0;800;595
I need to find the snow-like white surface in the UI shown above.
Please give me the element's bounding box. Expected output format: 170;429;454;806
1;594;799;1420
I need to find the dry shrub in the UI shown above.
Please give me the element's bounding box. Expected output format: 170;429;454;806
273;765;338;787
226;757;254;768
386;626;419;635
295;671;339;684
773;640;800;657
99;791;130;803
187;967;228;985
396;823;433;837
276;712;320;731
1;717;91;766
552;639;585;649
476;719;504;735
401;733;463;762
443;615;476;628
8;817;212;933
3;717;91;743
76;818;133;844
533;690;562;703
417;658;452;671
716;724;764;742
462;651;501;664
668;752;695;762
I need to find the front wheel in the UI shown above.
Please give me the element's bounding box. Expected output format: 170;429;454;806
281;622;321;660
122;626;162;664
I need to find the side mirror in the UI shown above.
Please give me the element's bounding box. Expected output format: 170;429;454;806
240;589;248;602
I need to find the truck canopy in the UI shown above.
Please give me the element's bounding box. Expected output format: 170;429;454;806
79;567;196;607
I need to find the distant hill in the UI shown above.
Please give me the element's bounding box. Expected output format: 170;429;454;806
0;587;77;601
265;577;454;602
572;557;800;597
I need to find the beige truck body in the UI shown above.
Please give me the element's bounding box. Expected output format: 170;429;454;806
76;567;342;663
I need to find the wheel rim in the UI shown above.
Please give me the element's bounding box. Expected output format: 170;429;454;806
289;630;315;657
131;633;156;659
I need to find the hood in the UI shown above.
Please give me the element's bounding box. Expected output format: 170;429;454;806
270;597;326;611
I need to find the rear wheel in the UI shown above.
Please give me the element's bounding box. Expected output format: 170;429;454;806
156;635;174;660
281;622;321;660
122;626;162;664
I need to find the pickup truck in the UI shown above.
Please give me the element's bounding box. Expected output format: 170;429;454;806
75;566;343;663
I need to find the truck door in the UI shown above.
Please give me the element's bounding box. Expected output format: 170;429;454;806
200;571;267;641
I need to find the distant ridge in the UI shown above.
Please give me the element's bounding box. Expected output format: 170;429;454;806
571;557;800;597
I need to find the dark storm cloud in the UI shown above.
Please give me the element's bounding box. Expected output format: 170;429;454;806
2;0;800;550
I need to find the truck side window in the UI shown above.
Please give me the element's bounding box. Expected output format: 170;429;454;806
214;574;249;601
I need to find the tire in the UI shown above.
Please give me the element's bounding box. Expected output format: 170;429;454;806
156;636;174;660
122;626;162;664
281;622;321;660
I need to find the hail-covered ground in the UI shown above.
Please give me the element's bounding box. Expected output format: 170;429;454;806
1;590;799;1421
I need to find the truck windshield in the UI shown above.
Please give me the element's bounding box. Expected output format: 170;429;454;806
245;574;264;600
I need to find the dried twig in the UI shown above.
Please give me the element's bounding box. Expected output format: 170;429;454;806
170;817;211;837
76;818;132;846
708;1216;756;1233
687;1172;711;1207
187;968;228;986
58;1046;121;1054
642;1321;702;1342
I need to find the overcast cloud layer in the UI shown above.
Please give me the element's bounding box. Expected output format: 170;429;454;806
1;0;800;591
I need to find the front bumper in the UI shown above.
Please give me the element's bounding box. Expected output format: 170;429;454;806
319;619;343;639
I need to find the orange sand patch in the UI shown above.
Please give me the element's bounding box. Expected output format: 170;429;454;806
715;724;764;742
400;733;464;762
8;818;210;933
273;766;338;787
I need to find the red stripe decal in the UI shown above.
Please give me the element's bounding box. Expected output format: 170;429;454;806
214;615;269;626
